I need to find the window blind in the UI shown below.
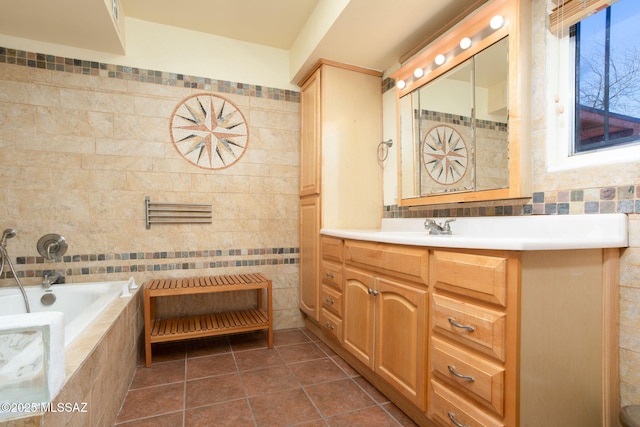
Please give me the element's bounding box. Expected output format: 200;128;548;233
549;0;618;33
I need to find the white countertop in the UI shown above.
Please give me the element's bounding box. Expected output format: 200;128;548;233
321;214;629;250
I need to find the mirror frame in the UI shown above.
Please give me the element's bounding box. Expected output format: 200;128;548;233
390;0;531;206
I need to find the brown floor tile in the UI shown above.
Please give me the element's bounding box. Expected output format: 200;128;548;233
382;402;420;426
241;365;299;396
186;353;237;380
114;411;184;426
305;378;375;418
249;388;321;426
186;336;231;358
129;360;186;390
116;382;185;423
186;373;245;408
331;355;359;377
273;328;312;346
353;376;391;404
144;341;187;365
234;348;285;371
289;358;348;385
277;342;327;363
118;328;416;427
185;399;254;427
326;406;399;427
229;331;269;351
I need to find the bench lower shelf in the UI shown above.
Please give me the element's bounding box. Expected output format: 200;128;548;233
144;273;273;367
149;309;270;343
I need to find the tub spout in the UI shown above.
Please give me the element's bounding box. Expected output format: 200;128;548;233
43;272;64;289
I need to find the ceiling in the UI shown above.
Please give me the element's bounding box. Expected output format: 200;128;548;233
0;0;486;78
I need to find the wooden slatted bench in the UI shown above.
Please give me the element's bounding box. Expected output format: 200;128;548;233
144;273;272;367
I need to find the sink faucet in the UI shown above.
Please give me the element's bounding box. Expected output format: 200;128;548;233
42;271;63;288
424;218;456;235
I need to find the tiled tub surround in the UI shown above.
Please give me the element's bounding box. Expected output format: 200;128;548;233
0;284;143;427
0;43;302;334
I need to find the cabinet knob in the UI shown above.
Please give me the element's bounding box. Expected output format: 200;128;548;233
447;365;475;382
325;297;334;304
324;322;334;330
447;412;469;427
326;272;335;279
448;317;475;332
367;288;379;296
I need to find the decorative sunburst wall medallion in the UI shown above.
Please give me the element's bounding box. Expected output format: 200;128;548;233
170;94;249;170
421;125;468;185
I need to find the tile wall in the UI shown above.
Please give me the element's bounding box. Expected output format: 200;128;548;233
0;47;303;330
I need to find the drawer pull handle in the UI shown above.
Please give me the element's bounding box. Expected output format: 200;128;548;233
325;297;335;304
448;412;469;427
326;272;335;279
325;322;334;330
448;317;475;332
367;288;379;296
448;365;475;382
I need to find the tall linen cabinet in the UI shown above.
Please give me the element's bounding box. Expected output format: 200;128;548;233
298;60;382;321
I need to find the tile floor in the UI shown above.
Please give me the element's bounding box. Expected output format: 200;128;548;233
114;328;418;426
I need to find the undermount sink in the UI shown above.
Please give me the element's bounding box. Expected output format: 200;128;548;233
321;214;628;250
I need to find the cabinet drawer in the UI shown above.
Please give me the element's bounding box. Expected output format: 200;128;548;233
320;309;342;342
345;240;428;284
432;250;508;307
322;236;344;262
432;294;506;362
430;380;504;427
431;337;505;416
321;284;343;317
321;260;342;289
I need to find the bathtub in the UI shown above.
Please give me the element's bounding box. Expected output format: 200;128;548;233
1;281;128;347
0;279;142;426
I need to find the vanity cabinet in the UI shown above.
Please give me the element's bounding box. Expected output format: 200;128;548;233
305;235;619;427
319;236;344;342
343;240;429;410
298;60;382;321
429;249;518;427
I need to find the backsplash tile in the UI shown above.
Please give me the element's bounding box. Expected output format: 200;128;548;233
384;185;640;218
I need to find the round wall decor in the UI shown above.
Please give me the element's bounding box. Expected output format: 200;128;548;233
170;93;249;170
421;125;468;185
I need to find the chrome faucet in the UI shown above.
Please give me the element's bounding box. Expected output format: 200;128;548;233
42;271;63;288
424;218;456;235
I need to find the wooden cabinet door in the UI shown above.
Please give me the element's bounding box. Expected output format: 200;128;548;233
343;267;375;369
299;195;320;320
300;68;320;197
375;277;428;410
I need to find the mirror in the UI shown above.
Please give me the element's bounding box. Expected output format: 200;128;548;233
400;37;508;198
392;0;531;206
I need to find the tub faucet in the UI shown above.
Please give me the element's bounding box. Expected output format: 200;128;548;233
42;271;63;288
424;218;455;235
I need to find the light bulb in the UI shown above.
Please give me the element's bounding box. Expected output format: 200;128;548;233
396;80;406;90
413;68;424;78
460;37;472;50
435;54;446;66
490;15;504;30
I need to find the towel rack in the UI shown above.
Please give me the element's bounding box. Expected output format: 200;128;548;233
145;196;212;229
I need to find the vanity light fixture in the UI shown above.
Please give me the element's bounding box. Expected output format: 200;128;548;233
434;54;446;66
459;37;472;50
490;14;504;30
413;68;424;78
396;79;406;90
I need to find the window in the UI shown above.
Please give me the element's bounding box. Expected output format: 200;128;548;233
573;0;640;153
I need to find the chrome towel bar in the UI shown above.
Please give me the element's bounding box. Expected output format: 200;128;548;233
145;196;212;229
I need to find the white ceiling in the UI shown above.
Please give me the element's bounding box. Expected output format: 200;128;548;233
0;0;486;77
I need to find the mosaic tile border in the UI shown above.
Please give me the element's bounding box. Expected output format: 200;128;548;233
384;185;640;218
0;47;300;102
1;247;299;280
